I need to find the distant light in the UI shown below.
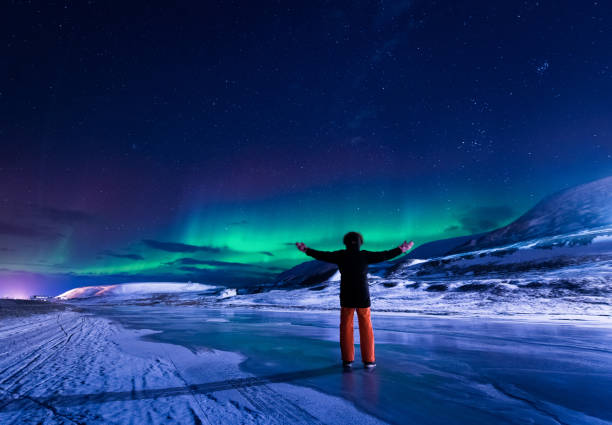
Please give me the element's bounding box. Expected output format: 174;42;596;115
2;293;30;300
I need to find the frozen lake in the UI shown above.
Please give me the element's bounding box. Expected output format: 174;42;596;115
87;306;612;425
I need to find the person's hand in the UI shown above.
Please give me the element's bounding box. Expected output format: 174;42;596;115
295;242;308;252
399;240;414;253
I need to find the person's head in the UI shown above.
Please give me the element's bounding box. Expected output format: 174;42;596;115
343;231;363;250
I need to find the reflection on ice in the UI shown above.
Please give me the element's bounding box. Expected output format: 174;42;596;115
91;306;612;425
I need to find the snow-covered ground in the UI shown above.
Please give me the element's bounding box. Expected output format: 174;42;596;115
220;255;612;320
0;310;385;424
3;306;611;424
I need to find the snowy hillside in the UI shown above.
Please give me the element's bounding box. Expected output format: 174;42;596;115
57;282;216;300
449;176;612;253
402;233;486;259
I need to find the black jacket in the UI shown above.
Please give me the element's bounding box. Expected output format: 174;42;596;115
305;246;403;308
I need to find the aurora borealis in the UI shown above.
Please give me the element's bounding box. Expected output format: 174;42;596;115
1;1;611;297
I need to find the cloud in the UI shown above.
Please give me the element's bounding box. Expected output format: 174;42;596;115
168;258;250;268
0;221;63;240
177;266;274;279
0;205;91;243
444;225;460;233
33;205;94;224
166;258;209;266
227;219;248;226
259;251;274;257
142;239;221;253
167;257;284;272
100;250;144;261
179;266;209;273
456;206;514;234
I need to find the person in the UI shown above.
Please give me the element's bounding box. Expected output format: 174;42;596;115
295;232;413;369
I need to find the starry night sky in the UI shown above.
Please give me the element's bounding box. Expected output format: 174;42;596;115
1;1;611;297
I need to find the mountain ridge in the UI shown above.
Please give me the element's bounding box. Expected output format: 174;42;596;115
447;176;612;254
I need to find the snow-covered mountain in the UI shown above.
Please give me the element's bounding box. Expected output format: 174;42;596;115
56;282;216;300
448;176;612;254
403;233;487;259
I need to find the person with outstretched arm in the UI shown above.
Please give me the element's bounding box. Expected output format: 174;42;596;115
295;231;414;369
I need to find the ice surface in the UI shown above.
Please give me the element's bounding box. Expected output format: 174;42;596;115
0;310;385;424
100;306;612;425
4;306;609;424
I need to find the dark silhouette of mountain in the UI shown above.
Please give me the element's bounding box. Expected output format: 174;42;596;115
273;260;338;289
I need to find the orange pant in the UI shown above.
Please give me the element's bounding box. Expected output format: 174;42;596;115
340;307;375;363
